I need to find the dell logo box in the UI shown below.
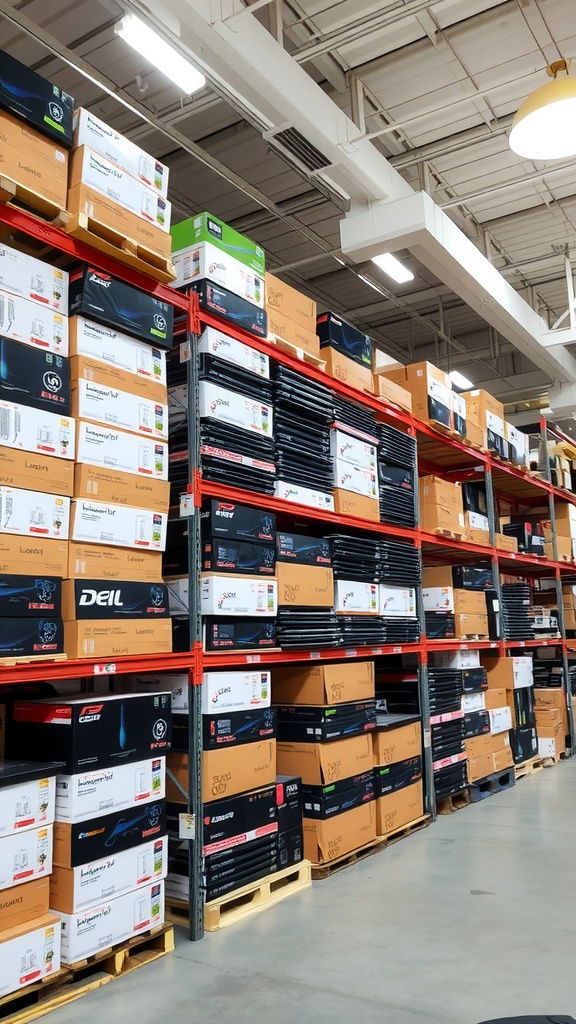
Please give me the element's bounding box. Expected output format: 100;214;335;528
61;579;169;620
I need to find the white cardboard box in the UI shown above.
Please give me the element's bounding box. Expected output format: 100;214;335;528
505;656;534;689
73;381;168;439
0;915;61;995
70;317;167;385
334;579;379;614
0;289;68;356
0;825;53;891
129;674;189;711
200;575;278;616
201;670;271;714
167;577;190;616
76;421;168;480
50;835;168;913
0;487;70;540
0;243;68;312
74;109;169;198
73;147;171;231
462;693;486;713
173;241;264;306
422;586;454;613
59;880;164;964
198;326;269;378
330;428;377;471
274;480;335;512
0;775;56;837
333;458;378;499
468;511;489;532
379;585;417;617
199;381;273;438
488;706;513;735
55;757;165;823
0;401;75;460
433;649;482;669
538;737;560;759
70;499;167;551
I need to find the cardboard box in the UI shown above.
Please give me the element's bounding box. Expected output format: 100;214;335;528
68;542;162;582
171;213;265;275
554;502;576;539
482;656;533;689
534;688;566;712
69;317;167;388
0;877;50;933
0;338;70;414
168;743;276;803
198;326;269;378
372;372;412;412
317;312;371;368
322;347;373;392
265;309;320;356
419;476;465;535
333;488;379;521
200;574;277;616
0;400;74;461
69;146;172;230
61;579;168;621
484;688;507;711
303;801;376;863
0;447;73;497
0;825;52;891
67;182;171;257
74;464;169;513
534;709;565;739
496;532;519;553
491;743;514;772
506;422;528;467
422;588;487;614
201;670;271;714
55;757;165;823
69;266;174;350
276;563;334;608
50;836;168;913
465;510;491;546
375;780;423;835
462;389;506;457
372;721;422;766
0;536;67;576
265;273;316;332
53;801;166;868
538;736;563;759
467;752;493;783
73;109;169;197
272;662;374;706
0;486;69;540
466;733;493;758
0;769;56;837
380;361;452;431
333;459;378;499
0;914;60;994
199;380;273;438
64;618;172;659
454;613;489;638
379;585;417;617
0;289;68;357
452;391;466;439
276;734;373;786
173;240;263;305
70;499;167;551
71;353;167;406
488;706;513;735
76;422;168;479
0;45;73;143
0;244;67;312
432;648;481;670
59;880;163;964
331;429;377;471
334;579;379;615
0;109;68;208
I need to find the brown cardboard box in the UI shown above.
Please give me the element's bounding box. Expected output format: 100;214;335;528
466;734;494;759
491;744;514;772
423;566;455;588
322;348;373;393
372;721;422;766
462;389;505;452
484;688;507;711
464;511;491;547
372;374;413;413
419;476;465;536
375;781;423;835
0;447;74;497
454;612;489;638
303;801;376;864
452;591;489;615
64;618;172;658
467;752;493;783
276;563;334;608
333;488;380;522
465;416;485;451
0;110;68;208
167;744;276;804
0;878;50;933
379;361;452;432
272;661;375;706
482;657;533;690
67;180;171;258
277;733;373;786
74;464;170;514
496;533;519;553
265;274;316;332
70;354;168;404
534;708;565;734
0;536;68;576
534;688;566;712
550;502;576;539
266;309;320;356
68;542;162;582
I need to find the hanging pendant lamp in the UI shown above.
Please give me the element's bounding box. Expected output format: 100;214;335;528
509;59;576;160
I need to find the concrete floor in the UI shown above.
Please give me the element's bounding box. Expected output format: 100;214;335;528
49;759;576;1024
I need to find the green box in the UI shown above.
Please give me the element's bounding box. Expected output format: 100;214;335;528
170;212;265;275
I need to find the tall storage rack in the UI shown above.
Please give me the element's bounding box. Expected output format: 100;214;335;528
0;203;574;947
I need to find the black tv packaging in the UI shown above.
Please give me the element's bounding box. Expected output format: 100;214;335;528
191;280;267;338
53;801;167;867
316;311;371;368
200;707;277;750
0;338;70;413
202;785;278;855
201;499;276;544
0;575;62;616
202;539;275;575
62;580;169;619
203;618;277;652
69;266;174;348
0;617;63;656
302;771;374;818
0;48;74;146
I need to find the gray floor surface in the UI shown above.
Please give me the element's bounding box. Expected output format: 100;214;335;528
48;758;576;1024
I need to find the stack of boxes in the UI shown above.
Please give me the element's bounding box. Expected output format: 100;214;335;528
423;566;492;641
265;274;318;358
0;761;61;997
6;693;170;963
481;655;534;765
372;720;423;835
317;312;373;393
426;656;468;799
452;651;514;782
551;503;576;562
534;685;568;761
330;422;379;522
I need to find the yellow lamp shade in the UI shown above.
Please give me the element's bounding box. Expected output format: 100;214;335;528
509;74;576;159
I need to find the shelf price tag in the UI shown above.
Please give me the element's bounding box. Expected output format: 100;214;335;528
392;646;402;654
246;654;261;663
371;647;383;656
180;494;195;518
94;663;117;675
179;340;191;362
178;813;195;840
309;652;321;661
344;648;357;658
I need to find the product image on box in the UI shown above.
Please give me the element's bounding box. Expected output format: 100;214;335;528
0;47;74;145
0;761;60;836
50;834;168;913
55;756;166;823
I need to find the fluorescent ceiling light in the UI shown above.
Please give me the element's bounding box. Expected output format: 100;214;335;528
509;59;576;160
449;370;474;390
371;253;414;284
115;15;206;95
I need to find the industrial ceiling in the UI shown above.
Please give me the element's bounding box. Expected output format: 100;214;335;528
1;0;575;414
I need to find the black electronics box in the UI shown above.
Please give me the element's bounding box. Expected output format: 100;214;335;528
64;580;169;619
316;311;372;368
373;756;422;797
276;826;303;869
461;668;488;693
204;835;277;884
276;775;302;834
69;266;174;348
275;532;331;566
462;483;487;516
0;575;62;617
0;617;63;656
54;800;167;867
424;612;455;639
203;618;277;652
302;771;374;819
276;701;377;743
0;759;63;788
0;338;70;413
0;48;74;146
503;521;545;554
201;707;277;751
206;857;278;901
464;711;491;738
163;520;188;577
7;693;172;772
201;500;276;544
509;726;538;764
191;280;267;339
511;688;536;729
202;785;277;855
451;566;494;591
202;539;275;575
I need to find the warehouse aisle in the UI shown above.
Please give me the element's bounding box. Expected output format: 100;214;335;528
49;760;576;1024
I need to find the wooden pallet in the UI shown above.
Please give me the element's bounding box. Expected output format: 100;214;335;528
310;836;387;879
468;768;515;802
541;749;569;767
268;334;326;369
513;756;545;780
203;861;311;932
0;653;68;668
64;212;176;284
430;527;467;541
383;813;432;846
0;925;174;1024
0;175;69;226
436;788;471;814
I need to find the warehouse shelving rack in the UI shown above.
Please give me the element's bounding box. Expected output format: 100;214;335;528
0;203;574;942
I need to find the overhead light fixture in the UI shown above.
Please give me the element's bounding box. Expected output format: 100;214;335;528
371;253;414;284
509;58;576;160
115;15;206;95
449;370;474;390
